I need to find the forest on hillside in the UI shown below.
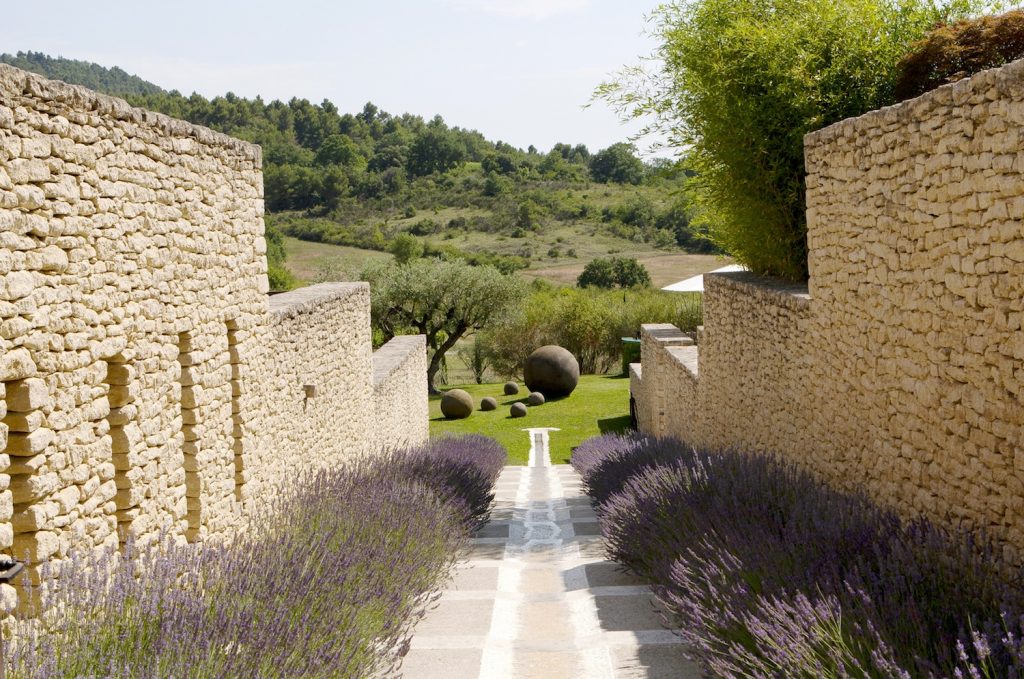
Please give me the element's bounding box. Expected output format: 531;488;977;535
1;52;718;287
0;51;164;96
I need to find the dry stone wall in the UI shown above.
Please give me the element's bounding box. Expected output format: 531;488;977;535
243;284;376;509
372;335;429;451
0;64;428;606
634;58;1024;565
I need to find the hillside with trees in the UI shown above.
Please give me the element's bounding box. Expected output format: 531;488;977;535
0;51;164;96
4;53;719;289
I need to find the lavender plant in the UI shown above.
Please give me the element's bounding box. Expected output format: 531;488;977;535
570;431;682;507
575;434;1024;677
398;434;507;530
8;434;506;678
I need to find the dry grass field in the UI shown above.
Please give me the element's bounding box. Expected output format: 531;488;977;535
282;237;392;283
525;252;730;288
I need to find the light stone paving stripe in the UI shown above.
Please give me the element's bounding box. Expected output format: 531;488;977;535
401;429;702;679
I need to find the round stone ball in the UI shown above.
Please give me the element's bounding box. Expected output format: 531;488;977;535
503;381;520;396
527;391;545;406
523;345;580;398
440;389;474;419
480;396;498;411
510;402;528;418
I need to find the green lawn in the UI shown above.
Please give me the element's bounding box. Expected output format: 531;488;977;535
429;375;632;465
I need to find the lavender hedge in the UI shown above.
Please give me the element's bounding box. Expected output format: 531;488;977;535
10;434;506;678
573;433;1024;677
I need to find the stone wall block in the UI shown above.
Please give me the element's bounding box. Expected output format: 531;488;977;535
0;64;430;613
636;57;1024;574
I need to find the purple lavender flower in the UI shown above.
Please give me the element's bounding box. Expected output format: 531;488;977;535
577;433;1024;678
7;434;504;678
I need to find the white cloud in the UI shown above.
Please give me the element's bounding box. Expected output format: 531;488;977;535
445;0;590;20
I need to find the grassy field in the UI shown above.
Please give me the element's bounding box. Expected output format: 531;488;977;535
282;237;392;283
525;252;730;289
284;235;726;289
429;376;631;465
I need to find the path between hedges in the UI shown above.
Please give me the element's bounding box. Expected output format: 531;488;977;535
402;429;702;679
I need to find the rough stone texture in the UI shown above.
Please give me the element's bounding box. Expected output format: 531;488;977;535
440;389;474;420
633;58;1024;567
480;397;498;412
0;65;428;597
504;382;520;396
510;402;528;418
372;335;428;451
524;346;579;398
527;392;546;406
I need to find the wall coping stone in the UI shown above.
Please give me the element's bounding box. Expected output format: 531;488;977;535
706;272;811;310
0;63;262;163
666;344;700;378
268;283;368;320
372;335;427;388
629;363;642;381
640;323;694;346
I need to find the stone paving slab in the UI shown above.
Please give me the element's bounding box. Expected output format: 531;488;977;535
402;429;702;679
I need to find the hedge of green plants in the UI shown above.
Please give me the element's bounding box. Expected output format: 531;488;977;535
597;0;991;280
481;284;702;377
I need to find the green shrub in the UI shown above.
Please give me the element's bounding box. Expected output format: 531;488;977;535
577;256;652;289
387;233;424;264
597;0;987;280
265;222;297;291
482;287;701;376
895;9;1024;100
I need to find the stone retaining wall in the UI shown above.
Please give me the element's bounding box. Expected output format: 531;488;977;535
0;64;428;606
634;58;1024;565
372;335;429;451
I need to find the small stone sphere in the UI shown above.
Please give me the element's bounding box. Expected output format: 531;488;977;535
527;391;545;406
440;389;474;419
480;396;498;411
523;345;580;398
503;381;520;396
510;402;528;418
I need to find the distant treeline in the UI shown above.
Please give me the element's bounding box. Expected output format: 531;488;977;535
3;51;720;289
121;91;659;214
0;51;164;97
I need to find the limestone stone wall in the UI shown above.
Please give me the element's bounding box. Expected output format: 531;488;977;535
0;64;428;603
634;324;697;438
372;335;429;451
634;58;1024;565
242;284;376;509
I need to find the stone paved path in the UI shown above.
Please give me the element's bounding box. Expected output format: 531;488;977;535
402;429;702;678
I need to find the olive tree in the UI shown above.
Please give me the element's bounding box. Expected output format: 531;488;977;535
363;258;526;393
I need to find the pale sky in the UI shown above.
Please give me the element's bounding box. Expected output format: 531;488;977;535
0;0;671;156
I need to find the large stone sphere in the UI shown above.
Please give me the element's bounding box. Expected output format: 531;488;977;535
527;391;545;406
523;345;579;398
510;402;528;418
503;381;520;396
440;389;474;419
480;396;498;411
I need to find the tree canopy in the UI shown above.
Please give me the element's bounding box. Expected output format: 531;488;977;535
596;0;992;280
0;51;163;96
362;258;526;392
577;256;652;289
589;143;644;185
